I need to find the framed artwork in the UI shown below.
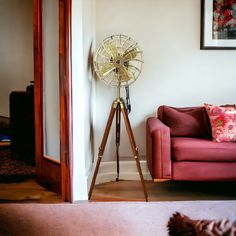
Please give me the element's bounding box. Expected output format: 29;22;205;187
201;0;236;49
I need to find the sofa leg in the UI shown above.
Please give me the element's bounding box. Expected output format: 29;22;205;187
154;179;170;183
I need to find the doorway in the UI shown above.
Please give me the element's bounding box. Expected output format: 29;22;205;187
34;0;72;202
0;0;36;183
0;0;72;202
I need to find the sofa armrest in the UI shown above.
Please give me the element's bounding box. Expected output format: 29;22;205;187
146;117;171;179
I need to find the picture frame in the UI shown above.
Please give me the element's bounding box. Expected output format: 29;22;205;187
201;0;236;49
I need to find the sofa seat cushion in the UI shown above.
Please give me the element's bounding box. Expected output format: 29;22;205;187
172;137;236;162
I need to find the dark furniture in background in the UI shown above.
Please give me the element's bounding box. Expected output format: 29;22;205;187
10;83;35;164
146;105;236;181
0;116;10;138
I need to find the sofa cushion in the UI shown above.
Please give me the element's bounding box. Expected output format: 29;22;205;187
172;137;236;162
158;106;211;138
204;103;236;142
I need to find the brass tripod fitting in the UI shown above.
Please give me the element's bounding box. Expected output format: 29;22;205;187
134;147;139;159
119;100;125;109
98;147;103;159
113;100;119;108
112;97;125;109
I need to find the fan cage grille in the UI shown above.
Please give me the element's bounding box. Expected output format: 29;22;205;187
94;34;143;88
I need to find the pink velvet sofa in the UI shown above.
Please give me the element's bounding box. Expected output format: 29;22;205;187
146;105;236;181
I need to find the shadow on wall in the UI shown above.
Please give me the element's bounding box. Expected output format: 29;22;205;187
87;41;100;83
87;41;96;163
87;42;94;76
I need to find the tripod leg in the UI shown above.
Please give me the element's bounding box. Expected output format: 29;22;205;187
120;104;148;202
88;104;116;200
116;104;121;181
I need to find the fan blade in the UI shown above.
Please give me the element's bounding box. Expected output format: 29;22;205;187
123;49;143;62
103;41;118;58
118;65;132;82
98;62;116;77
123;48;137;61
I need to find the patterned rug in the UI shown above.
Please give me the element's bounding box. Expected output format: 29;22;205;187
0;149;35;183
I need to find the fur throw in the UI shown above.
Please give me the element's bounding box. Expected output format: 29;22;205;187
168;212;236;236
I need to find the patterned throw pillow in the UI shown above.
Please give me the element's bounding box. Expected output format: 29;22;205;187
204;103;236;142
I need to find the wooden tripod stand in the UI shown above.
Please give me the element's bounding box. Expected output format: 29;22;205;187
88;97;148;201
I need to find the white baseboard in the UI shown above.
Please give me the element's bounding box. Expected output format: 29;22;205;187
87;160;152;186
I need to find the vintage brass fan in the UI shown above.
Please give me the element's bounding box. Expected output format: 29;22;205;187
89;35;148;201
94;34;143;88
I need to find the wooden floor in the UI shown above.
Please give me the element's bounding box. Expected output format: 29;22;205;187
1;179;236;203
90;180;236;202
0;178;63;203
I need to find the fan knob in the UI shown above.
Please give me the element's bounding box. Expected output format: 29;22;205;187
113;56;124;68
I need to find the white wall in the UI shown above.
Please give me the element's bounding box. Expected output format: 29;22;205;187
72;0;96;201
95;0;236;162
82;0;96;181
0;0;33;117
